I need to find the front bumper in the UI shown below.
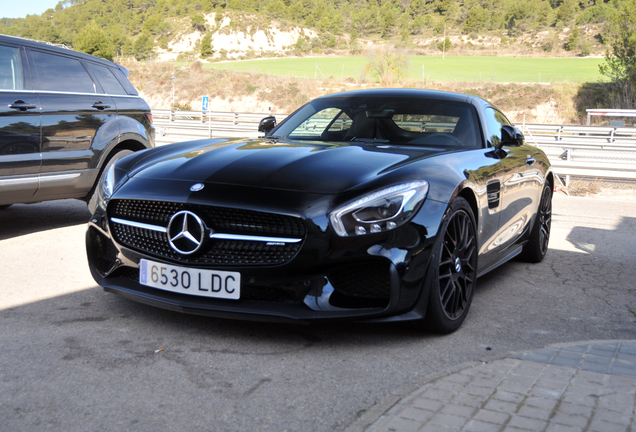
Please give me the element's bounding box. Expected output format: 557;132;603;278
86;194;447;323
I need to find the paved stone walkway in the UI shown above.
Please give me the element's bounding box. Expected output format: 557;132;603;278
347;341;636;432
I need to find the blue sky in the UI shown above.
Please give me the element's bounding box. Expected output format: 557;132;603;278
2;0;62;19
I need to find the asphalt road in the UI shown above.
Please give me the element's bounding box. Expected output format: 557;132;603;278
0;195;634;432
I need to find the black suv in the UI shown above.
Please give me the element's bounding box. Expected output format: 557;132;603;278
0;34;154;210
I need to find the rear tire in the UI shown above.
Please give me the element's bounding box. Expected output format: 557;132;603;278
519;183;552;263
87;149;133;214
419;197;477;334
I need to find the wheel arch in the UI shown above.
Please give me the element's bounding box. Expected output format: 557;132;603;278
457;186;479;225
114;138;148;154
546;171;555;190
83;139;147;202
525;170;554;235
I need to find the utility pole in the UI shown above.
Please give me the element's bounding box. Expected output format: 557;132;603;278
170;76;176;109
443;23;446;60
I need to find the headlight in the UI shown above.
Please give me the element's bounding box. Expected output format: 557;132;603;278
329;181;429;237
96;161;127;212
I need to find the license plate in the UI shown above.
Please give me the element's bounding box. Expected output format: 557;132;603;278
139;259;240;300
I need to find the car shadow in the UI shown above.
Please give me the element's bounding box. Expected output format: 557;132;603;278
1;283;440;358
0;199;91;240
100;288;432;344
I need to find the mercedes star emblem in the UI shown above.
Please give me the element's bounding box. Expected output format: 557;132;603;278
167;210;205;255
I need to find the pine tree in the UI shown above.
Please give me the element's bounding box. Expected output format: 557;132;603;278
200;33;214;58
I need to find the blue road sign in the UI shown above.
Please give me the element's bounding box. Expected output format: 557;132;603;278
202;96;209;111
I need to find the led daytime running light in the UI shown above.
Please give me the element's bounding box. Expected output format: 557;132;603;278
329;181;429;237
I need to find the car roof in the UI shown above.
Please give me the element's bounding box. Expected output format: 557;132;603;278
0;34;129;76
316;88;493;110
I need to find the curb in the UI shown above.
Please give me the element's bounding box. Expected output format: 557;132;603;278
344;359;485;432
344;339;636;432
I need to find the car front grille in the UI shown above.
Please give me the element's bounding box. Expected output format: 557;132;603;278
109;199;305;267
111;199;305;237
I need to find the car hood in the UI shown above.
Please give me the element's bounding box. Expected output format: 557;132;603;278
128;138;449;194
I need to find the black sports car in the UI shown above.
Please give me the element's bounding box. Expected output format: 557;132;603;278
86;89;553;333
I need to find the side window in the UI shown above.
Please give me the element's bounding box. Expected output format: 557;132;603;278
31;50;95;93
0;45;24;90
484;107;511;147
289;108;348;137
111;68;138;95
89;63;127;95
327;112;352;132
391;114;458;133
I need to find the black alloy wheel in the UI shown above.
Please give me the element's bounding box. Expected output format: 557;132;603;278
537;186;552;257
519;183;552;263
438;207;477;320
421;197;477;334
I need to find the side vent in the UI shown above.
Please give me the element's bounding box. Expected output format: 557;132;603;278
487;181;501;209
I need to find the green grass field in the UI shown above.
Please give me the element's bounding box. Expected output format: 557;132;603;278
202;56;604;83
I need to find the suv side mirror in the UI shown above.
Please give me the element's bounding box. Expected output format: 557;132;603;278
258;116;277;134
499;125;524;147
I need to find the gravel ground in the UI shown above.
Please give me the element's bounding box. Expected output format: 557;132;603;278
0;194;634;432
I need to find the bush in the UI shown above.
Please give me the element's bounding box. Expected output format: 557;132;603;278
174;101;192;111
580;41;592;56
542;40;553;52
362;47;408;84
438;37;452;51
200;33;213;58
565;27;579;51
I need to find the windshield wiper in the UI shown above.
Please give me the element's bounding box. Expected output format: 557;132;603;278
351;137;390;143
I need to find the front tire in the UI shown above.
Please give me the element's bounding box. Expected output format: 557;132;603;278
519;183;552;263
420;197;477;334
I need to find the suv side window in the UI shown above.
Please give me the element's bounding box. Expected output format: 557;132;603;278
0;45;24;90
111;68;138;95
89;63;127;95
31;50;95;93
484;107;511;147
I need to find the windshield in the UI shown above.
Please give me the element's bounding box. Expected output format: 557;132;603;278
272;96;483;148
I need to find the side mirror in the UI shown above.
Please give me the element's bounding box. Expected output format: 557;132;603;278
258;116;277;134
499;125;524;147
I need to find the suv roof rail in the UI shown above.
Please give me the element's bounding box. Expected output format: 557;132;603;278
2;34;71;50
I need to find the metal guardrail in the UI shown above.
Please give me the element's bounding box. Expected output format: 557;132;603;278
152;109;288;141
586;108;636;126
152;110;457;141
521;124;636;181
151;110;636;181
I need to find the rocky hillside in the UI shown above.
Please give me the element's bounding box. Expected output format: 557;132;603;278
0;0;619;61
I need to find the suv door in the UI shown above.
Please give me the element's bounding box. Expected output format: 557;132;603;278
28;48;117;200
0;43;42;206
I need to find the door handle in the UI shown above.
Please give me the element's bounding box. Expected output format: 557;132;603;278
526;157;536;166
9;100;37;111
92;101;111;110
